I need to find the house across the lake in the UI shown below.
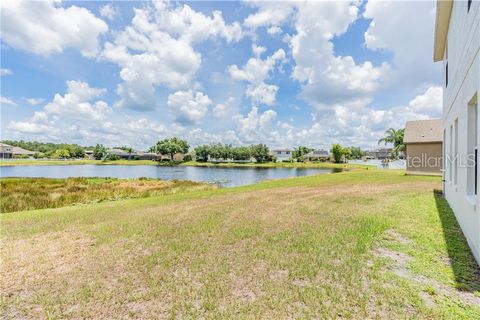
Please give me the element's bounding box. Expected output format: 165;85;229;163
404;119;443;175
138;152;161;161
304;149;330;162
0;143;35;159
434;0;479;263
271;149;293;162
366;148;392;160
0;143;14;159
107;148;133;160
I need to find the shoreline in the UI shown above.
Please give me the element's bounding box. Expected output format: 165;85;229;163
0;159;371;170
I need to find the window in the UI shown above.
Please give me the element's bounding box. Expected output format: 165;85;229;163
454;118;459;186
446;62;449;87
468;0;472;12
286;151;290;154
450;125;453;181
467;95;478;195
443;129;446;177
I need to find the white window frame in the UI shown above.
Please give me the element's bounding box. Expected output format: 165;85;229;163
454;118;459;186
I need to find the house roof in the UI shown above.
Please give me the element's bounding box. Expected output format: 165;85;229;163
0;143;13;152
305;150;329;157
367;148;392;154
404;119;443;144
12;146;35;155
433;0;453;62
107;148;131;156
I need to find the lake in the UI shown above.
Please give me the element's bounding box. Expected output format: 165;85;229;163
0;165;340;187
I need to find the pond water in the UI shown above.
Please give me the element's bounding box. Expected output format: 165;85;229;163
0;165;340;187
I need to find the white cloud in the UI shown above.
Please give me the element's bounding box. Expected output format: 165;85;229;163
234;107;278;143
363;0;439;87
213;103;227;118
390;86;443;122
100;3;116;20
1;0;108;57
153;0;242;44
243;2;293;30
1;68;13;76
213;97;236;118
252;43;267;58
8;112;52;134
245;82;278;106
267;26;282;36
1;96;17;106
229;48;285;83
44;80;111;120
25;98;45;105
228;47;286;106
101;1;242;111
167;90;212;124
8;121;52;134
288;1;390;110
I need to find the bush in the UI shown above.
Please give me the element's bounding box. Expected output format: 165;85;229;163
183;154;192;162
13;154;29;159
107;154;120;161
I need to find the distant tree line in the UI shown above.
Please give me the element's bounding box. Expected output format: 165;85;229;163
193;143;272;163
3;138;371;163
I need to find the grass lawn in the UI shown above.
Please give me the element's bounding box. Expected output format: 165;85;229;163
0;177;213;213
1;170;479;318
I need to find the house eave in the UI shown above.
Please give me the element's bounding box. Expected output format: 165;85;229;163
433;0;453;62
404;141;443;145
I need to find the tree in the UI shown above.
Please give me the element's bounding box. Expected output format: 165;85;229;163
53;149;70;159
66;144;85;158
119;146;134;160
151;137;189;161
93;144;107;160
342;147;352;160
232;146;251;161
33;152;45;159
194;145;210;162
250;144;270;163
378;128;405;158
292;146;313;161
331;143;345;163
349;146;365;159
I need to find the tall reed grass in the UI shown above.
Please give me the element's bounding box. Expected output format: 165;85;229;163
0;177;213;213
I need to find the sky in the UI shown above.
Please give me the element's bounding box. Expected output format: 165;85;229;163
0;0;443;150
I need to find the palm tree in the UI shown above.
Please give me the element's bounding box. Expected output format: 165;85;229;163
120;146;134;160
378;128;405;158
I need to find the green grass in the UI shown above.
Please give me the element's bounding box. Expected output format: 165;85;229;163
1;170;478;318
0;177;213;213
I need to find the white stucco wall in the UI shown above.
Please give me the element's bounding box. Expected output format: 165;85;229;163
442;0;480;264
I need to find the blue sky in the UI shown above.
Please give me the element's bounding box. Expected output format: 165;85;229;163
1;0;442;150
